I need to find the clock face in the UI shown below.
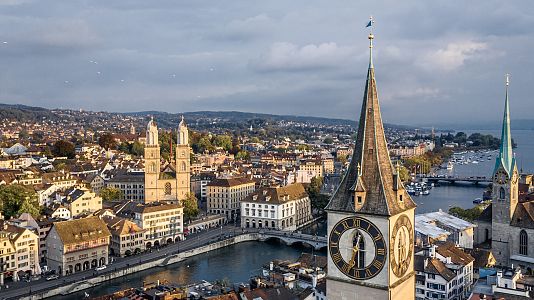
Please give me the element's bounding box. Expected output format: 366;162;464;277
329;216;386;280
390;214;413;277
494;170;508;185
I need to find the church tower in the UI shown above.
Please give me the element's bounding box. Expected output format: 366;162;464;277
491;74;519;265
325;29;417;300
144;117;160;203
175;116;191;201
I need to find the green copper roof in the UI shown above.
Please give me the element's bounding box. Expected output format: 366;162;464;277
494;77;513;175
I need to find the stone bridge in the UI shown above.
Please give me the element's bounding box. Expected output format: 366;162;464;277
257;230;327;250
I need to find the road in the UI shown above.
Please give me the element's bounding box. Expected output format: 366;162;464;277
0;225;244;300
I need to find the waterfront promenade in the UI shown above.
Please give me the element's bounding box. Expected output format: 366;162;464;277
0;225;324;300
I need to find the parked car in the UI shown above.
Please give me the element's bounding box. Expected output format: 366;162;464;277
46;275;59;281
95;265;107;271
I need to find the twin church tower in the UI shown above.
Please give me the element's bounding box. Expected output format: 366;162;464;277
144;116;190;203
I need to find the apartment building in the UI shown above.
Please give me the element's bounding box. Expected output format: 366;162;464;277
45;217;111;276
207;177;256;221
102;216;146;257
240;183;312;231
116;201;183;248
42;172;77;191
415;243;475;300
63;187;103;217
106;172;145;202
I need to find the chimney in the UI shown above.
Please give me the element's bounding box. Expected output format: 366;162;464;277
429;245;436;258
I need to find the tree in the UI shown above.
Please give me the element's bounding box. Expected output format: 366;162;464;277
323;137;334;144
449;206;485;222
0;185;40;219
99;133;117;150
131;141;144;156
99;187;124;202
307;176;324;208
235;150;250;160
52;140;75;158
182;193;200;222
197;136;214;153
297;144;310;151
213;135;232;151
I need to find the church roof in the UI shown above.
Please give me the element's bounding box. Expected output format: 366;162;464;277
511;201;534;229
477;204;492;222
325;34;416;216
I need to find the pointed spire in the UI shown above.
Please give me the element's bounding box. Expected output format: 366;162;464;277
325;28;416;215
495;73;513;175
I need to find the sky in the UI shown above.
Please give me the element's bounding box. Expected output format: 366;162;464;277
0;0;533;125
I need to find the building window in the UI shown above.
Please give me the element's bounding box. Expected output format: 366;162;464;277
357;196;362;204
499;187;505;200
520;230;528;255
165;183;172;195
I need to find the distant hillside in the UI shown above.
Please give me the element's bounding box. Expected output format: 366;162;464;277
126;110;357;126
0;103;58;122
0;102;418;130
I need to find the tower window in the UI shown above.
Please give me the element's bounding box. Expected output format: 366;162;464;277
357;196;362;204
499;187;506;200
399;195;403;202
165;183;172;195
520;230;528;255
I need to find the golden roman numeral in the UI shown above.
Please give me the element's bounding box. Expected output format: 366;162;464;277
377;248;385;256
372;260;383;269
330;242;338;248
332;252;342;264
354;218;360;228
333;230;341;236
366;269;373;277
342;220;350;230
373;234;382;241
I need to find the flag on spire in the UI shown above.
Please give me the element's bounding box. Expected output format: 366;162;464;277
366;16;374;28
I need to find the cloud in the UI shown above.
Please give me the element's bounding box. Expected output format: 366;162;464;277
418;41;488;71
251;42;357;72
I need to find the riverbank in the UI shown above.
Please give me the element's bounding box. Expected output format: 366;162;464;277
16;233;259;300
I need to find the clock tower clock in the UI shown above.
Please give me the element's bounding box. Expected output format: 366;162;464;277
325;27;417;300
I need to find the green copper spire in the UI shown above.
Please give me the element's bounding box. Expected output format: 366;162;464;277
494;74;513;175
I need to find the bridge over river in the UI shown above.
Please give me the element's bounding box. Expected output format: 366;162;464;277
419;175;492;185
257;230;327;250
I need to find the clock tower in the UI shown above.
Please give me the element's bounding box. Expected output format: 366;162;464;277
491;74;519;265
325;29;417;299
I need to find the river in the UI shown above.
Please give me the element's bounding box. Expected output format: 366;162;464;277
62;241;323;299
60;129;534;299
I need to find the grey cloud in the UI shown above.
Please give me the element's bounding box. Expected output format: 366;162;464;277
0;0;533;124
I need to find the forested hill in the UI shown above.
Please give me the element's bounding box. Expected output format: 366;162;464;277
0;103;59;122
0;102;418;130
